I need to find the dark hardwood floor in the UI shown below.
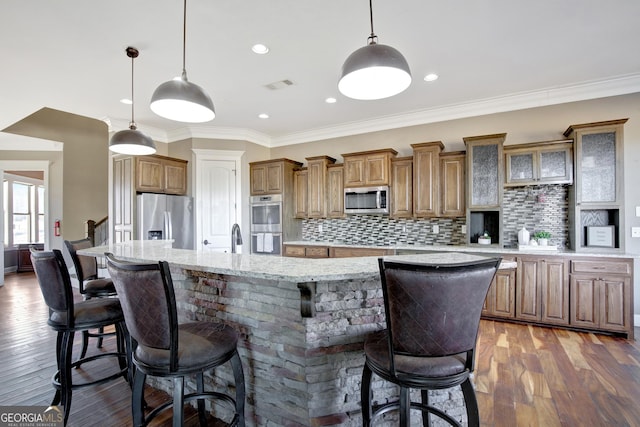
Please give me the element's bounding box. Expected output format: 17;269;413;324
1;271;639;426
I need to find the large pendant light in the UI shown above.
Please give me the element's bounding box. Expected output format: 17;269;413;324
150;0;215;123
338;0;412;100
109;47;156;155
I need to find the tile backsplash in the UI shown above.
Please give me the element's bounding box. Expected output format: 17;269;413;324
301;184;569;248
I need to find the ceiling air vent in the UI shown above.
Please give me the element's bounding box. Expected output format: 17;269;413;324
265;79;294;90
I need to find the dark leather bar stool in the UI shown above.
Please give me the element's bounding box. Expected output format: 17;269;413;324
65;238;117;359
361;257;501;427
30;248;129;426
106;253;245;427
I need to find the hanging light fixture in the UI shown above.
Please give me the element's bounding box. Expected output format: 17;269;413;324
150;0;215;122
338;0;412;100
109;47;156;155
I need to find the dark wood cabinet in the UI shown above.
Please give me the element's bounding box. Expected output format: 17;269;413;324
17;243;44;272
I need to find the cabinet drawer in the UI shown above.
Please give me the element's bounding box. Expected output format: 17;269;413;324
305;246;329;258
283;245;306;257
571;260;631;275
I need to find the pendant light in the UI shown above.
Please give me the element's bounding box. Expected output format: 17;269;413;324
109;47;156;155
150;0;215;123
338;0;412;100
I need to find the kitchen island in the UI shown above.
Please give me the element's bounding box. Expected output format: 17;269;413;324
80;240;499;426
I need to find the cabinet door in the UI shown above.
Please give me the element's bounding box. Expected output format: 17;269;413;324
599;276;630;332
113;157;135;243
440;153;465;217
540;259;569;325
570;275;599;329
516;258;541;321
163;159;187;195
365;153;390;186
483;268;515;318
505;151;535;184
465;137;504;208
343;156;366;187
250;164;267;195
307;159;327;218
265;163;284;193
327;166;344;218
538;147;572;184
136;157;164;193
391;158;413;218
294;169;308;219
413;148;439;217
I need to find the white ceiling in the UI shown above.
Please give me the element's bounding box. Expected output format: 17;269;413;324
2;0;640;148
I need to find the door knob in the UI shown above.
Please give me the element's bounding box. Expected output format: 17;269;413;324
203;239;209;245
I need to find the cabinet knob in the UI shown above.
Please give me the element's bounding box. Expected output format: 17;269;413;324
203;239;210;245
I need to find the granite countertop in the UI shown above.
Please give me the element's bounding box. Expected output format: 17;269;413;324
283;240;640;259
80;240;503;282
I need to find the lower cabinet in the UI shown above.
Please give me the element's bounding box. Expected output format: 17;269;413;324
570;259;632;334
283;244;329;258
515;257;569;325
482;265;516;318
283;244;392;258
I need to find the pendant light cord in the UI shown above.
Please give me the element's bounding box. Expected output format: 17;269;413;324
182;0;188;79
126;46;139;129
367;0;378;45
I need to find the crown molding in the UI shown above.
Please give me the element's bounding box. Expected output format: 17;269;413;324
105;73;640;149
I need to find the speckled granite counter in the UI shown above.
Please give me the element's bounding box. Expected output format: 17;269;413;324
80;240;495;426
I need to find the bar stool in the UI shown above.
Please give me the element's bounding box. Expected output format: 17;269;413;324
361;257;501;426
65;238;117;359
30;248;129;426
106;253;245;427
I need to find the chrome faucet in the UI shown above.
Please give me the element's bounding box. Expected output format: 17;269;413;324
231;223;243;254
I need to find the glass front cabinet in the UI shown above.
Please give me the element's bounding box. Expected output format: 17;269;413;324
505;140;573;186
564;119;627;252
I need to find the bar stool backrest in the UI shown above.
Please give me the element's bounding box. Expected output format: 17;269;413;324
30;248;76;327
378;257;500;375
106;253;178;368
65;238;99;287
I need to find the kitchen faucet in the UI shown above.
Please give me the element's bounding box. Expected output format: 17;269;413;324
231;223;243;254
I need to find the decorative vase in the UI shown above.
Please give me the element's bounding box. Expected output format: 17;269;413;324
478;237;491;245
538;238;548;246
518;227;530;245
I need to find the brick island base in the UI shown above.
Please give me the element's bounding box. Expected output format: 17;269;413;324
158;267;468;426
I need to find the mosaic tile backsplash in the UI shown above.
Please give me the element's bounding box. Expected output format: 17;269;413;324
301;184;570;249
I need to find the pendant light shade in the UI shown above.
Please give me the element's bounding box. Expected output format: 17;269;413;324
150;0;215;123
150;72;215;123
338;0;411;100
109;47;156;156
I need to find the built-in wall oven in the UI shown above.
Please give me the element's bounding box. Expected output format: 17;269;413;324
250;194;282;255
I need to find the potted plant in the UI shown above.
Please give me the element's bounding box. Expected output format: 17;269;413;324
534;231;551;246
478;231;492;245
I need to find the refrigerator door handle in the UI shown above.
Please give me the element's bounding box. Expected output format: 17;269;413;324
165;211;173;240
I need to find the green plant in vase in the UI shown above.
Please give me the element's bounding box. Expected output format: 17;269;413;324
534;231;551;246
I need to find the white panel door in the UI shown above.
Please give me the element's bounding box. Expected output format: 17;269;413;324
198;159;237;253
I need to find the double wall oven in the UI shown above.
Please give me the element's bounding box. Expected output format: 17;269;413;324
250;194;282;255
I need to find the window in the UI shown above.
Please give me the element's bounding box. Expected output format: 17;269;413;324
3;174;45;246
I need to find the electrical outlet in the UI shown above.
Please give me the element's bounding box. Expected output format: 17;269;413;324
318;224;323;233
461;225;467;234
432;225;439;234
632;227;640;238
636;206;640;217
402;224;407;233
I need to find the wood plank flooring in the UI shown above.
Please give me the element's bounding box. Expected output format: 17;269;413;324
1;272;639;426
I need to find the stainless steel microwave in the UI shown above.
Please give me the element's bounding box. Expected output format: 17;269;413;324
344;186;389;215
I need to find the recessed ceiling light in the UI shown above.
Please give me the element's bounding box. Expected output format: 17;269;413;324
252;44;269;54
258;113;269;119
424;73;439;82
325;97;337;104
120;98;133;105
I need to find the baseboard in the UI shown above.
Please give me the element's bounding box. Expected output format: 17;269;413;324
635;314;640;327
4;267;18;274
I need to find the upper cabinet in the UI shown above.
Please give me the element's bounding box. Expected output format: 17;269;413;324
464;133;505;246
504;140;573;186
440;151;466;217
293;168;308;219
250;158;303;196
464;134;505;209
327;164;345;218
306;156;336;218
564;119;628;252
135;155;188;195
390;156;413;218
342;148;397;187
411;141;444;217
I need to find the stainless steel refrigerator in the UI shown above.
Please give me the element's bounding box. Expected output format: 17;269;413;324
137;193;194;249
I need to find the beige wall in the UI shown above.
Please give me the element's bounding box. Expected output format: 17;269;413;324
4;108;109;245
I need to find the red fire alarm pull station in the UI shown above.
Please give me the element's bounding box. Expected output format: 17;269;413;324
54;220;61;236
